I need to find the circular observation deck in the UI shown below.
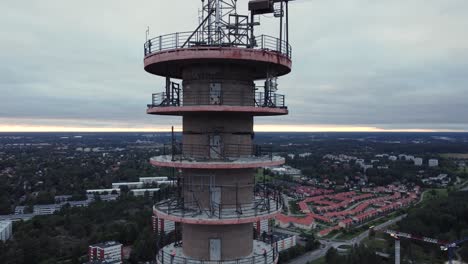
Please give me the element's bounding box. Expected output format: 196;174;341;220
150;143;285;169
150;155;284;169
147;90;288;116
153;197;281;225
157;240;279;264
147;105;288;116
144;33;292;79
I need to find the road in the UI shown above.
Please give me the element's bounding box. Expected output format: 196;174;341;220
461;185;468;191
274;227;301;237
286;214;407;264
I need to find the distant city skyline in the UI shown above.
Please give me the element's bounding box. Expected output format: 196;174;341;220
1;0;467;132
0;124;464;133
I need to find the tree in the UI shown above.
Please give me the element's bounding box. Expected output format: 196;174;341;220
0;195;11;214
0;196;155;263
299;231;318;251
24;204;34;214
130;227;157;262
120;185;130;194
35;191;55;205
397;191;468;262
325;247;341;264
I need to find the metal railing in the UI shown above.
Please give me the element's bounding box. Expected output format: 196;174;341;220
144;31;292;58
148;91;286;109
161;143;274;161
254;92;285;108
157;242;278;264
154;195;281;220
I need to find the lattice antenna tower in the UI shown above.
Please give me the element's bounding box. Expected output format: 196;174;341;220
200;0;239;45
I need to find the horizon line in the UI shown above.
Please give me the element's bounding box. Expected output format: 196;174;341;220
1;131;467;133
0;125;466;133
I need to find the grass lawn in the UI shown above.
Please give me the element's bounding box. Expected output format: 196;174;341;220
361;234;388;251
420;188;448;208
336;231;360;240
320;229;341;239
440;153;468;159
335;226;371;240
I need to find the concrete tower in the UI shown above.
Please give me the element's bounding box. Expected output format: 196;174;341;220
145;1;293;263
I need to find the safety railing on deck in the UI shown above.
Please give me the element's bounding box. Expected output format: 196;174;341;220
148;91;286;109
144;31;292;58
254;92;285;108
157;242;278;264
161;143;274;161
154;195;281;220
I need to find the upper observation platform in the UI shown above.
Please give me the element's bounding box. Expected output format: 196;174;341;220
143;32;292;80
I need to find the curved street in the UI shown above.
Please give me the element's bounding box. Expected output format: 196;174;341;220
286;214;407;264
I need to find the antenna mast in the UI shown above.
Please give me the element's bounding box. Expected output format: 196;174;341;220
201;0;238;45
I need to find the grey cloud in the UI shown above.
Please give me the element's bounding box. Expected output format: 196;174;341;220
0;0;467;131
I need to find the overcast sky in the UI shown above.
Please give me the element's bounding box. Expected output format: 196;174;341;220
1;0;467;132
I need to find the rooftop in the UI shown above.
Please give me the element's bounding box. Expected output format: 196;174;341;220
90;241;122;249
140;176;169;180
111;182;142;186
130;188;160;193
0;220;12;228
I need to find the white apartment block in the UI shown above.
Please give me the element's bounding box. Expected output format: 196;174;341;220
272;234;297;252
152;216;175;235
153;180;176;185
139;176;169;183
86;189;121;195
414;158;423;166
130;188;160;197
111;182;143;189
0;220;13;241
254;219;270;237
88;241;122;263
112;179;175;189
15;204;59;215
428;159;439;167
